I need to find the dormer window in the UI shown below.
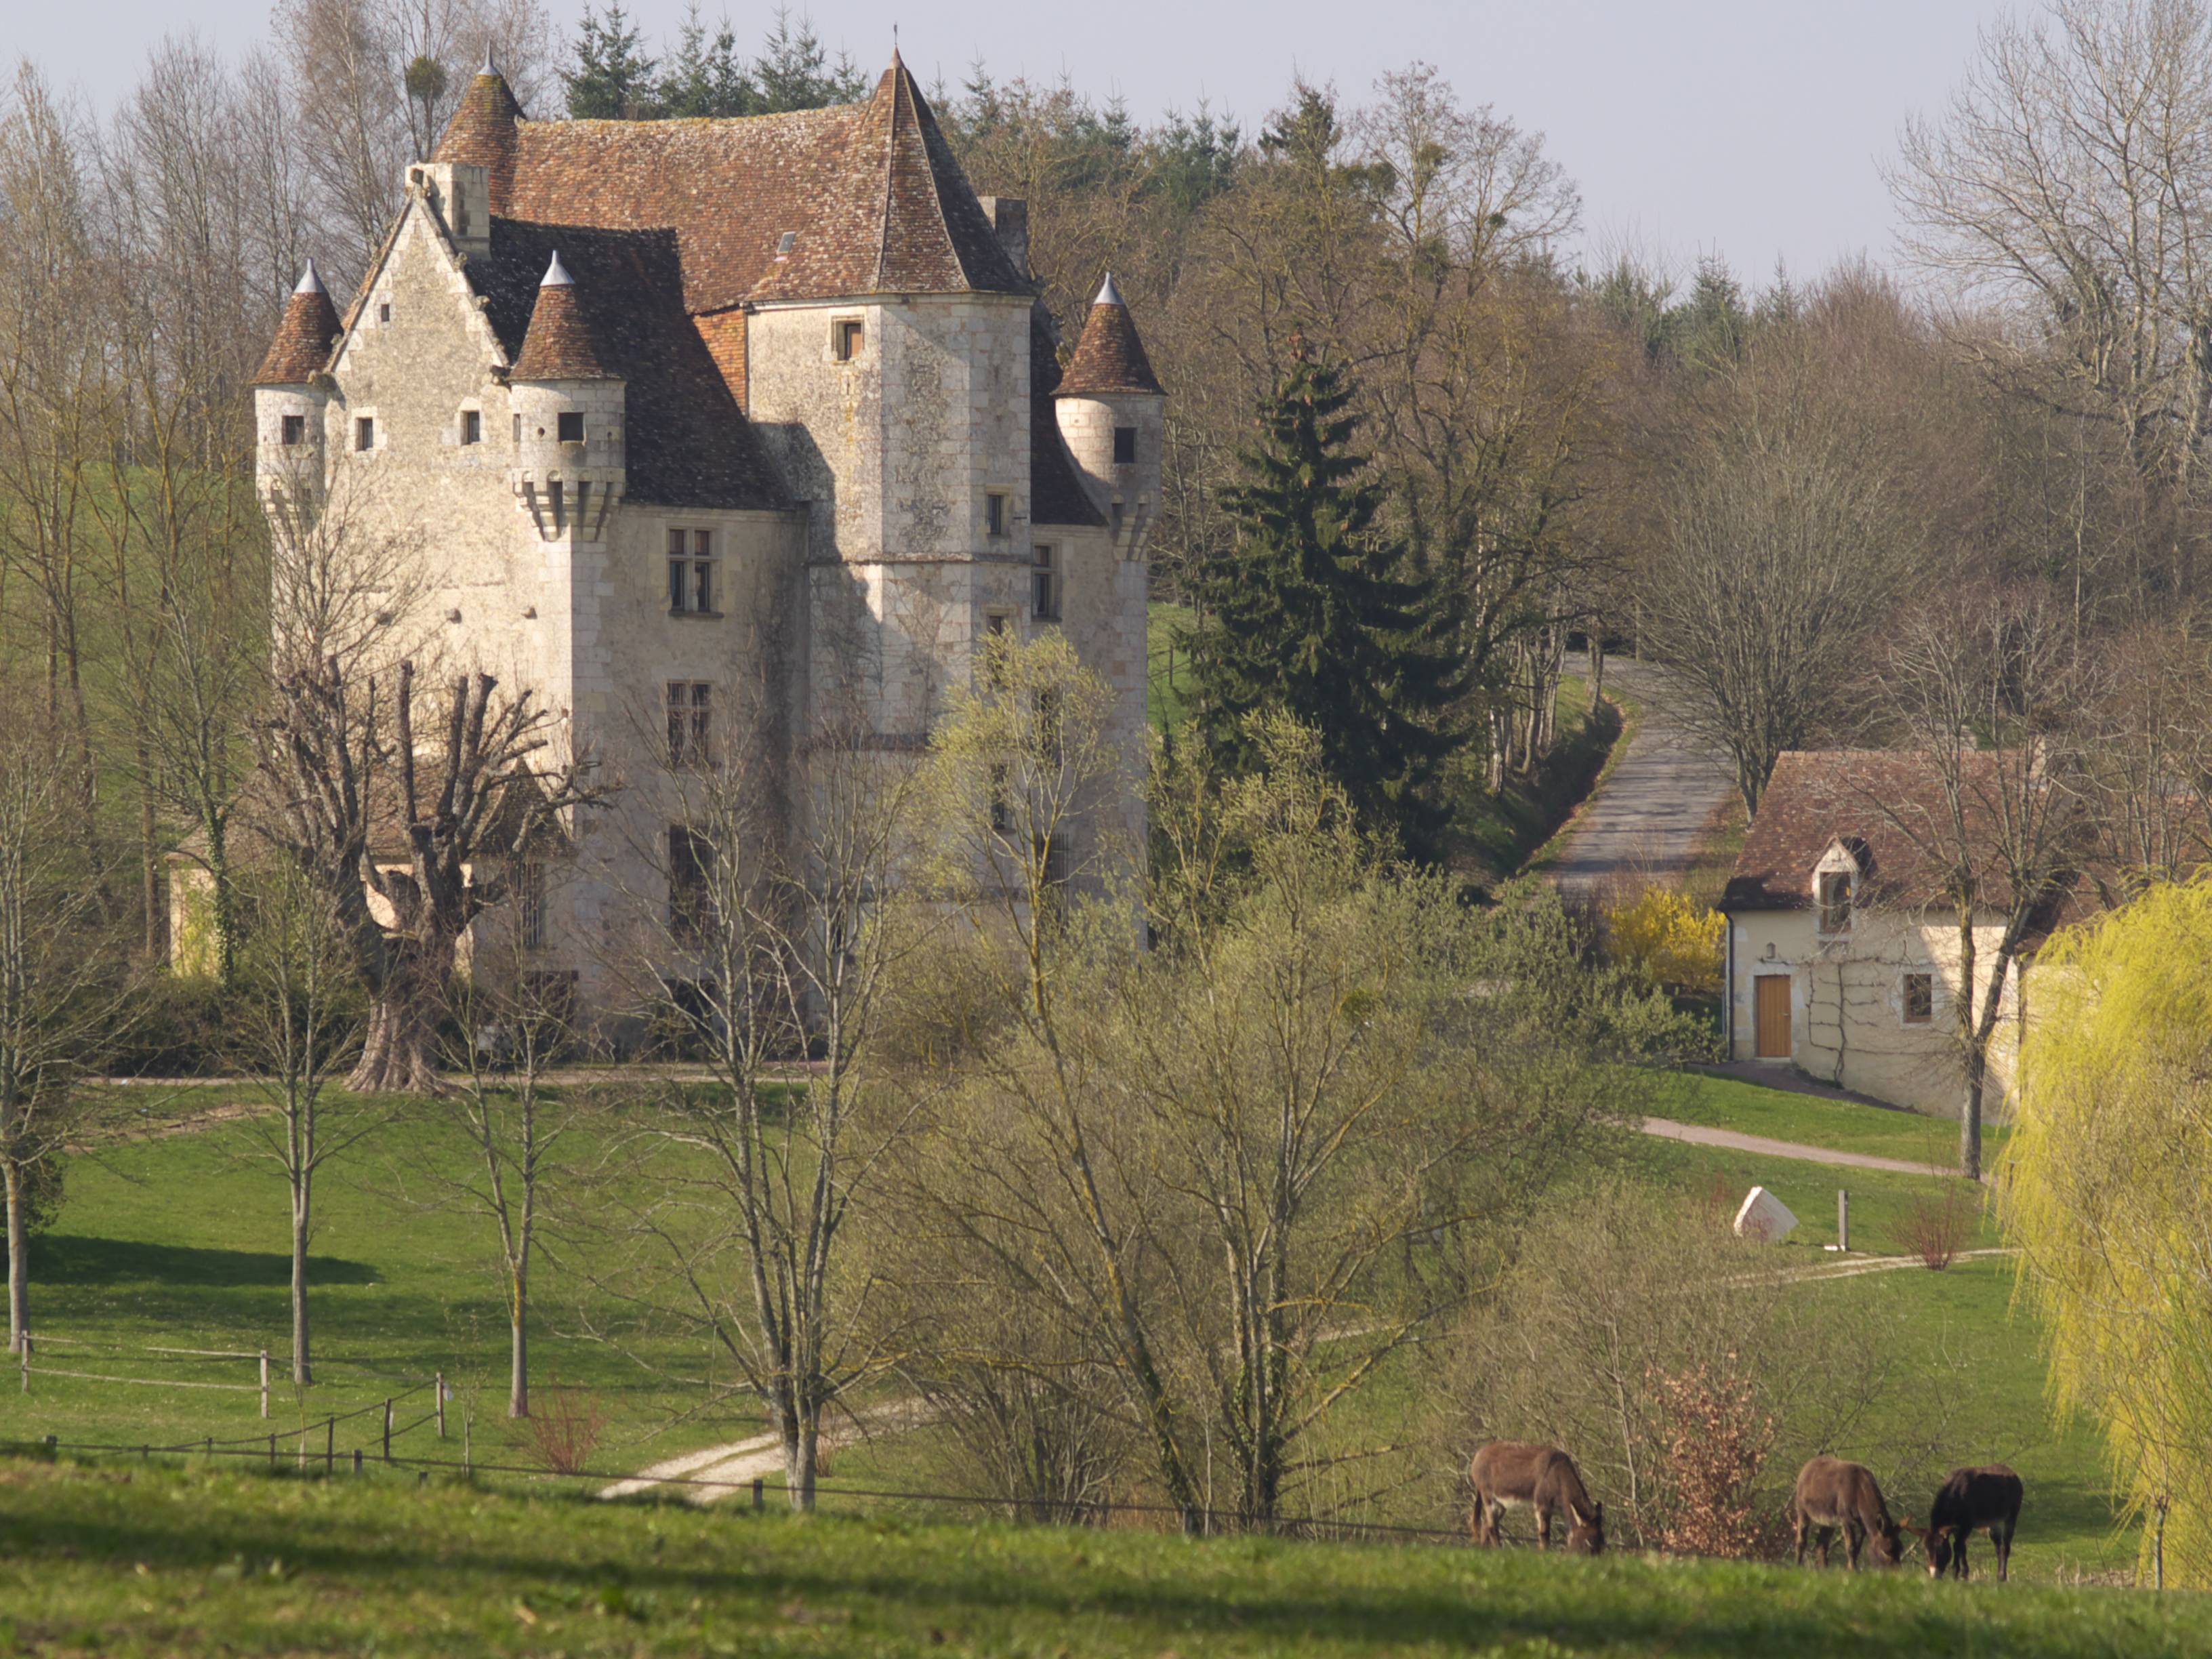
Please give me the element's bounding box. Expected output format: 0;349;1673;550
833;318;864;362
1816;870;1851;935
1113;426;1137;465
281;414;306;447
558;411;584;444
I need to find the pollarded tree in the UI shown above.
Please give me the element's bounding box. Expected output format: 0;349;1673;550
1185;350;1469;863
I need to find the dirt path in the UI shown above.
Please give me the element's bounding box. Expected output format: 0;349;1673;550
1639;1115;1969;1180
597;1402;920;1506
1549;657;1734;897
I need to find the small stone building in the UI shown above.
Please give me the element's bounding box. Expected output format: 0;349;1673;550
239;50;1164;1016
1719;750;2085;1115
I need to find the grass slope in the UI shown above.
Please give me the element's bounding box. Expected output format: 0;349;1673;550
0;1456;2196;1658
1648;1072;2007;1168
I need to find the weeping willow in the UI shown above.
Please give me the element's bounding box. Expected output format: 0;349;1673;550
2001;878;2212;1586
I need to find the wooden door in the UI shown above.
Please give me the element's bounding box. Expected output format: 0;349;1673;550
1754;973;1792;1059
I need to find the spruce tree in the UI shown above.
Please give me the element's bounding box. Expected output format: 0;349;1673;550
563;3;659;119
658;3;758;117
1185;351;1468;863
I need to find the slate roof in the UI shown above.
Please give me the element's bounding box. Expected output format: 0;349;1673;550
476;220;792;511
1029;305;1107;529
1057;273;1164;397
252;262;343;386
1723;749;2093;939
511;253;613;381
441;53;1026;312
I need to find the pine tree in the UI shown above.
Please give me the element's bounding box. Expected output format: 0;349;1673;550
563;3;659;119
753;7;867;113
1185;352;1469;863
658;3;758;117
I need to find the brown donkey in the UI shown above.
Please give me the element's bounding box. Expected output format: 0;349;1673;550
1790;1456;1908;1570
1918;1466;2024;1582
1469;1442;1605;1553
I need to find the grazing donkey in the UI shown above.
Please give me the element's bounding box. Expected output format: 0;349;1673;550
1919;1466;2024;1582
1790;1456;1908;1570
1469;1441;1605;1554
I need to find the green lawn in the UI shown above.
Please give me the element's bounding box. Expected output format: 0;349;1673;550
1147;599;1195;733
5;1101;762;1474
0;1454;2194;1657
1647;1071;2007;1169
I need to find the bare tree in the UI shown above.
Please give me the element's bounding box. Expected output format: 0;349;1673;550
601;674;931;1509
233;858;373;1385
1856;588;2101;1180
0;709;126;1353
1642;337;1922;814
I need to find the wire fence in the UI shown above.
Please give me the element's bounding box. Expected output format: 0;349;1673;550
1;1428;1513;1550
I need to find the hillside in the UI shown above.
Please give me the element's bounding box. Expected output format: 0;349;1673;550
0;1456;2198;1657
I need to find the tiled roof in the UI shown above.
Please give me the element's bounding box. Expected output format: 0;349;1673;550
511;252;613;380
1029;305;1106;529
1723;750;2091;937
449;52;1026;314
1056;273;1163;397
252;262;343;386
435;66;526;211
476;220;792;511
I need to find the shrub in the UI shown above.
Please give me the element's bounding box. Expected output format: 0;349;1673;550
515;1379;609;1475
1650;1361;1777;1558
1904;1185;1974;1270
1604;885;1724;991
1;1155;65;1263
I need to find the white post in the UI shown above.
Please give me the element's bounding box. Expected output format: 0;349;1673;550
260;1349;270;1418
1837;1189;1849;1254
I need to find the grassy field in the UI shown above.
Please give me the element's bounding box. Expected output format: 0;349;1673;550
0;1454;2193;1658
1647;1071;2007;1168
5;1098;762;1471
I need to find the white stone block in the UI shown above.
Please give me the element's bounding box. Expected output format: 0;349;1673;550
1733;1186;1799;1243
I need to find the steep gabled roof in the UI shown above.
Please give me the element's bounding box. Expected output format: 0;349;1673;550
449;52;1025;314
252;261;343;386
511;251;613;380
1057;272;1164;397
476;220;792;511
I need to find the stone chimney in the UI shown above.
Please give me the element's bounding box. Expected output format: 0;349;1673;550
979;196;1029;283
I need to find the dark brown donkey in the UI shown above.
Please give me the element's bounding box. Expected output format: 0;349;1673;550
1469;1442;1605;1553
1790;1456;1908;1569
1918;1466;2024;1582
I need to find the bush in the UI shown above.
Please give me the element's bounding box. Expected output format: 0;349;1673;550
1650;1362;1778;1558
515;1380;609;1475
1604;885;1725;991
1;1156;65;1262
1904;1186;1973;1270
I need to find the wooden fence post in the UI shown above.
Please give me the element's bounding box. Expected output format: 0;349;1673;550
752;1477;764;1511
436;1372;446;1439
325;1417;334;1475
268;1433;276;1470
352;1448;363;1473
383;1399;393;1462
260;1350;270;1419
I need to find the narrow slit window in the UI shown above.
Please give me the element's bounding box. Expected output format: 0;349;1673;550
355;417;375;451
514;412;523;445
1032;543;1058;620
378;302;391;325
460;409;481;445
985;491;1009;538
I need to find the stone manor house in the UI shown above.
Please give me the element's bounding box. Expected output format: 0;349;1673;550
241;49;1164;1015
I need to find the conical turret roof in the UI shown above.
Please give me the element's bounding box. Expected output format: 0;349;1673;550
1055;272;1163;397
433;57;525;212
510;251;613;380
251;260;344;386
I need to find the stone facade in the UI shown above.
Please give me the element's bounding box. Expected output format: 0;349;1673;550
240;52;1162;1021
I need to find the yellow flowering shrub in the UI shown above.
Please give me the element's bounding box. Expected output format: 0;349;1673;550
1605;885;1724;991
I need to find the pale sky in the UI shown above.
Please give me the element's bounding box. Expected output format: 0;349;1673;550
19;0;2017;291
